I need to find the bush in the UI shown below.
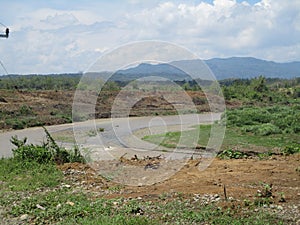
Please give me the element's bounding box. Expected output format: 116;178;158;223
223;106;300;135
11;127;85;164
11;137;53;164
242;123;281;136
217;149;247;159
281;143;300;155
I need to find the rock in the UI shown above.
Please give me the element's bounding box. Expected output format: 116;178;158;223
66;201;75;206
56;203;62;209
20;214;28;221
137;197;143;200
36;204;46;210
277;205;283;210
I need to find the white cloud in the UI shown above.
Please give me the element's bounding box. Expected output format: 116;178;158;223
0;0;299;74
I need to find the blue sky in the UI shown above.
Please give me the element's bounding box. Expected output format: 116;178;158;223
0;0;299;74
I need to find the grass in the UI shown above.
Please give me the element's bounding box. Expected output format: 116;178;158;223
143;124;299;152
143;105;300;153
0;158;63;191
143;124;212;149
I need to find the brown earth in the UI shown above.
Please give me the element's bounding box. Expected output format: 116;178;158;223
58;153;300;222
0;89;240;130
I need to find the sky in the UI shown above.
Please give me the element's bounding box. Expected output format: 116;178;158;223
0;0;299;74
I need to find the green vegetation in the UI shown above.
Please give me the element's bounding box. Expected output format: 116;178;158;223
281;143;300;155
0;158;63;191
143;124;211;149
217;149;247;159
223;105;300;135
222;76;300;105
0;74;81;90
11;127;85;164
144;103;300;156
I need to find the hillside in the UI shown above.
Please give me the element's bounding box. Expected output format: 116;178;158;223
113;57;300;81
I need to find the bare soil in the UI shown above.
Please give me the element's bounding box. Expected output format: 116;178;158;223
0;89;241;130
58;153;300;222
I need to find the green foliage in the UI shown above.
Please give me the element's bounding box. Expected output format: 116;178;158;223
221;76;300;105
0;74;81;90
242;123;281;136
255;183;273;206
11;136;53;164
217;149;247;159
11;127;85;164
223;105;300;135
281;143;300;155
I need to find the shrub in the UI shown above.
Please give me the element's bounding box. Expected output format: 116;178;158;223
11;137;53;164
281;143;300;155
11;127;85;164
217;149;247;159
223;106;300;135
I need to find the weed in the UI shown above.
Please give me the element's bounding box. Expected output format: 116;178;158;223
281;143;300;155
217;149;247;159
255;183;273;206
257;151;274;160
87;129;97;137
278;192;286;203
97;127;105;132
11;127;85;164
0;158;63;191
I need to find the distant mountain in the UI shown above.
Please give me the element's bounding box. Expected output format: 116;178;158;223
113;63;189;81
112;57;300;81
205;57;300;80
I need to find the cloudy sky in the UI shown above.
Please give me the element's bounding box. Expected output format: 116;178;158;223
0;0;299;74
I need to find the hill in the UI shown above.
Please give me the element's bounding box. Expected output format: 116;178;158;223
113;57;300;81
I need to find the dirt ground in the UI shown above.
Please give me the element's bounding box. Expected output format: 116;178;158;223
58;153;300;222
0;89;241;130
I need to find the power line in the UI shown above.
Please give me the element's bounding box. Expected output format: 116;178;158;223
0;60;8;75
0;22;7;28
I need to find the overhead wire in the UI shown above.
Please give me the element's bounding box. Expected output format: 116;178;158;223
0;21;7;28
0;21;9;75
0;60;8;75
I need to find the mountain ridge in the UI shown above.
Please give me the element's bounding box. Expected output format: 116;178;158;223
114;57;300;80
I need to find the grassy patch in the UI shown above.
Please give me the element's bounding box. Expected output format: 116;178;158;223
0;158;63;192
143;123;298;152
143;105;299;152
143;124;211;149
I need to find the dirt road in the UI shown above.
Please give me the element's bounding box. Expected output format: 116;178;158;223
0;113;221;158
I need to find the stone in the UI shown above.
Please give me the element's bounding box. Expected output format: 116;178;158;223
20;214;28;221
277;205;283;210
66;201;75;206
36;204;46;210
